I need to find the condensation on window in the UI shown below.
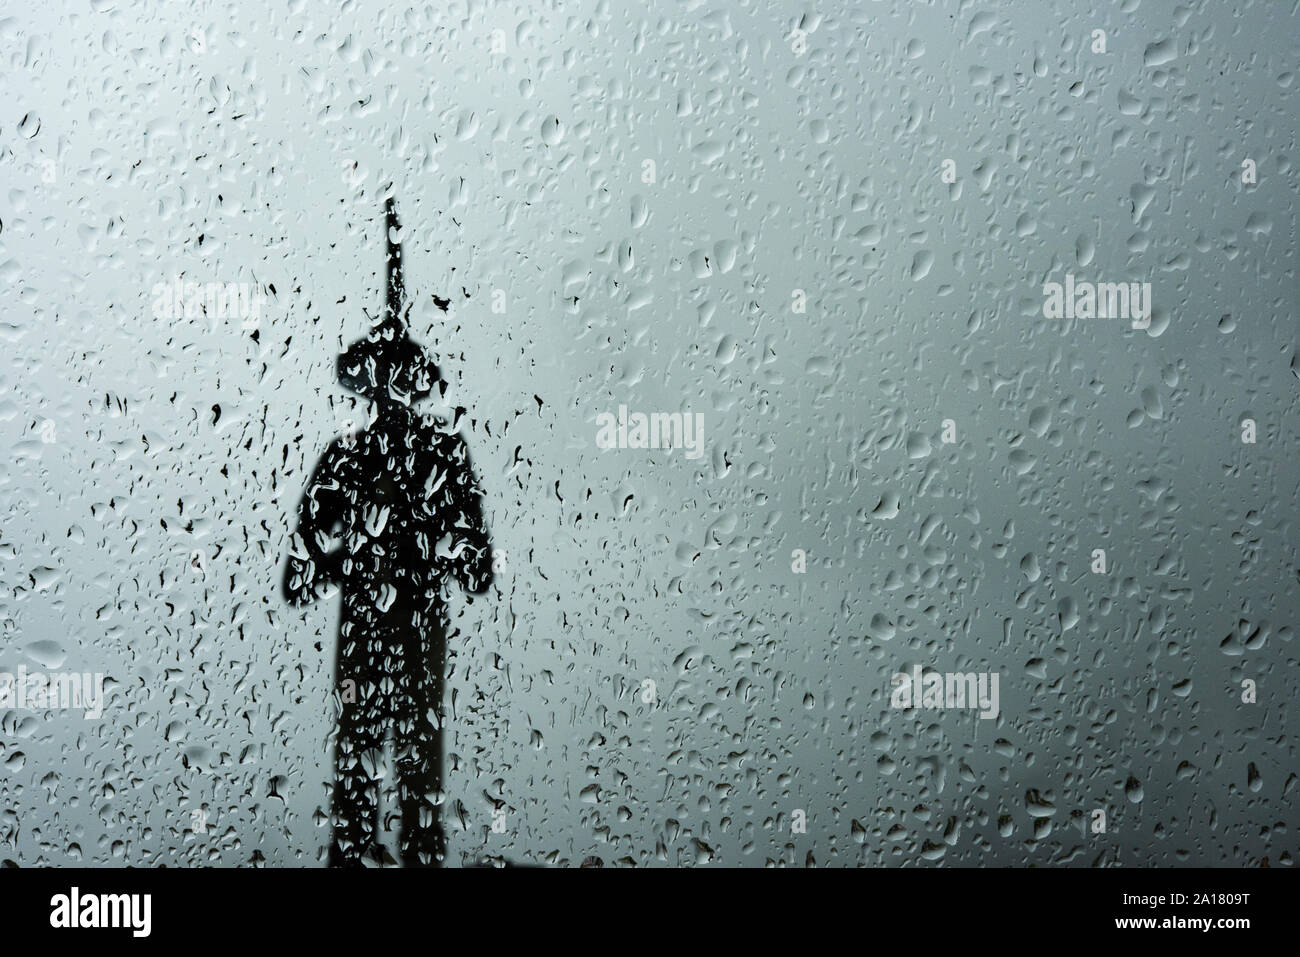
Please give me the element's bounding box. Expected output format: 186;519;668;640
0;0;1295;867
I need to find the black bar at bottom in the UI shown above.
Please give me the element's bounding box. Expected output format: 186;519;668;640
0;866;1286;944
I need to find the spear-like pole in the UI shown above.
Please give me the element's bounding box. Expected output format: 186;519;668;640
384;196;404;328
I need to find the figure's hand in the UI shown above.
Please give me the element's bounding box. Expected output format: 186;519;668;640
283;532;344;605
455;541;493;595
435;533;491;594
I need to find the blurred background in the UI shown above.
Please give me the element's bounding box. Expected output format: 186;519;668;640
0;0;1295;866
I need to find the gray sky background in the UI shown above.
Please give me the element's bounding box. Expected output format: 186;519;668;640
0;0;1295;866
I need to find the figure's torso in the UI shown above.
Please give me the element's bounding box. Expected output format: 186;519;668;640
323;417;471;614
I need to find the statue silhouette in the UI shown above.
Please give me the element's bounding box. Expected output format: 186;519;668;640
283;197;492;867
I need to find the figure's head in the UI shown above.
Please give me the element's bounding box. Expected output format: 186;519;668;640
337;311;440;405
337;196;442;406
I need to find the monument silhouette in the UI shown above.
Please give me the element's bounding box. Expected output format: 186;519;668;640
283;197;492;867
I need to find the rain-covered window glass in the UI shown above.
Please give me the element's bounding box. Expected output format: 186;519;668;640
0;0;1295;870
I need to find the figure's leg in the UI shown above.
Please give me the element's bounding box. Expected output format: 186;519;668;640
395;613;447;867
330;631;385;866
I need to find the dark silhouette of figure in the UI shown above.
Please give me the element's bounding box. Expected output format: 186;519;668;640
283;198;492;867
